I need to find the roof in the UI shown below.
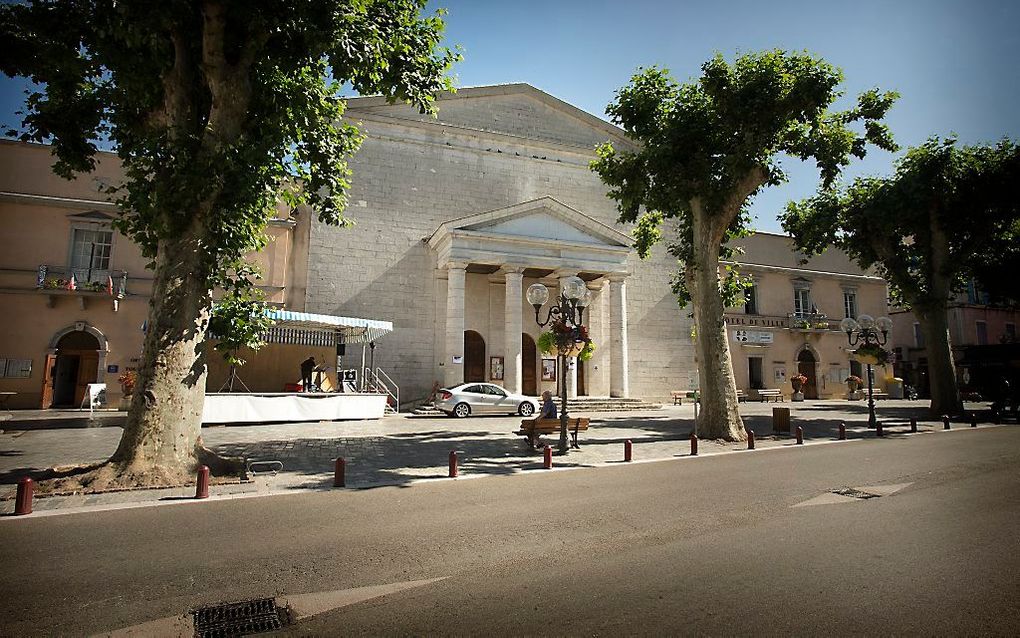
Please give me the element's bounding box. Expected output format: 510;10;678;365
263;309;393;345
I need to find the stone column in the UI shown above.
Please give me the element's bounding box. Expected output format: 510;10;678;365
503;266;525;395
558;273;578;399
586;278;609;397
608;274;629;398
444;262;467;388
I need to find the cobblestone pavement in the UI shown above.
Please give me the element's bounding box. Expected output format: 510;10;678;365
0;399;1002;515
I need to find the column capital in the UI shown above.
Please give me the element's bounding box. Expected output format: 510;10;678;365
499;264;527;276
587;278;606;291
446;261;469;271
606;272;629;283
551;268;579;280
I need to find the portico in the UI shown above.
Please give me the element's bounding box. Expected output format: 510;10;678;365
428;197;632;398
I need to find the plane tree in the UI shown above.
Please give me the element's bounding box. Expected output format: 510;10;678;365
0;0;458;488
592;51;897;440
782;137;1020;417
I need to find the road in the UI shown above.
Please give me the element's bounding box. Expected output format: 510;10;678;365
2;426;1019;635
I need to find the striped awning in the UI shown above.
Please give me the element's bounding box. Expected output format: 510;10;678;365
262;309;393;346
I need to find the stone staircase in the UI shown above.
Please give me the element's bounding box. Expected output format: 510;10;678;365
565;396;663;413
410;403;447;417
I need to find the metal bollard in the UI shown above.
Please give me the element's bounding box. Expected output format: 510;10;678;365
838;421;846;440
14;476;33;515
449;450;458;478
334;457;346;488
624;439;633;462
543;445;552;469
943;415;951;430
747;429;755;450
876;421;884;437
910;417;917;433
796;426;804;445
690;432;699;456
970;413;977;428
195;465;210;499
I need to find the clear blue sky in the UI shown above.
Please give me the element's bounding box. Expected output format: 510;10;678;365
2;0;1017;233
424;0;1020;232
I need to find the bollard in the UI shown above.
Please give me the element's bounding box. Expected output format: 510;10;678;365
747;429;755;450
942;415;951;430
195;465;210;499
624;439;633;462
14;476;33;516
876;421;884;437
690;432;699;456
910;417;917;433
838;421;846;440
970;413;977;428
796;426;804;445
543;445;552;469
334;457;346;488
448;450;458;478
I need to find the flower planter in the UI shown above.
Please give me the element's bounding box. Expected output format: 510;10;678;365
792;391;804;402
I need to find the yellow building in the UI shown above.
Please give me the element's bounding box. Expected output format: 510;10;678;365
723;232;890;400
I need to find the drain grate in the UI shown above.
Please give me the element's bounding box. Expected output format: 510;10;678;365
192;597;289;637
830;487;881;500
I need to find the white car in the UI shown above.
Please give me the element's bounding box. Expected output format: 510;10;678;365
435;383;539;418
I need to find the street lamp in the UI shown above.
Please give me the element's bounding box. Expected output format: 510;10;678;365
841;314;893;429
527;276;591;455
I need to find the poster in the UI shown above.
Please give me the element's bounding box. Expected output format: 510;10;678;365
490;356;504;380
541;358;557;381
774;367;787;384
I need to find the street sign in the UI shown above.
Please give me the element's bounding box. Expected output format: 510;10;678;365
734;329;773;344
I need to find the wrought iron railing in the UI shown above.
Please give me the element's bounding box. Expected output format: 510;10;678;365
37;264;128;297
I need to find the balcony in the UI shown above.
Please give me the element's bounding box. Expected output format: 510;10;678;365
37;265;128;311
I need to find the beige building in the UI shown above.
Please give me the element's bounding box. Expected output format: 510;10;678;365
1;84;891;413
0;140;313;409
723;233;890;400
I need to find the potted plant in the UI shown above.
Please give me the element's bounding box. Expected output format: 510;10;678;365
846;375;863;392
790;373;808;401
537;320;595;361
117;370;137;410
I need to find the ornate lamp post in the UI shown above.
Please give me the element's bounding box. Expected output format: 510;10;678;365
841;314;893;429
527;276;591;455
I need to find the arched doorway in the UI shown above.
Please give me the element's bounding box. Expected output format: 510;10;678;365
51;331;101;407
522;333;537;396
797;349;819;399
577;359;586;396
464;330;485;383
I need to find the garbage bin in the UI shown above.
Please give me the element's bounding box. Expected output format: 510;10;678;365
887;378;904;399
773;406;791;434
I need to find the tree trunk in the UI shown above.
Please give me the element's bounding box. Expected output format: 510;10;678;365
109;224;214;484
916;306;963;417
689;210;746;441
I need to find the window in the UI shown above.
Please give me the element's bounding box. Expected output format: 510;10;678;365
744;284;758;315
1005;323;1016;342
794;288;812;318
913;323;925;348
748;357;764;389
976;321;988;345
70;226;113;283
0;358;32;378
843;290;858;319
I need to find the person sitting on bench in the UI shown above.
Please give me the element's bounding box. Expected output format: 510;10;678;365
540;390;557;419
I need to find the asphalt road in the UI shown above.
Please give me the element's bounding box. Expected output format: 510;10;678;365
2;426;1019;636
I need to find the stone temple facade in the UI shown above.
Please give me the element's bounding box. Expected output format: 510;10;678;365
308;84;697;404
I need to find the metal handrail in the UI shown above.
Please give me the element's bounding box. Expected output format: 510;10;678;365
361;366;399;413
375;367;400;413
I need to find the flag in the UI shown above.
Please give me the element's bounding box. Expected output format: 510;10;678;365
67;274;77;291
107;274;114;296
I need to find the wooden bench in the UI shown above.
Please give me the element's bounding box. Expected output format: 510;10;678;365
757;389;784;402
736;389;747;402
671;391;685;405
517;417;590;449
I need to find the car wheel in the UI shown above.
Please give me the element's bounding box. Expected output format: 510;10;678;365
518;402;535;417
453;402;471;418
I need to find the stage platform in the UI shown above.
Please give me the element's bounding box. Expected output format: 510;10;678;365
202;392;387;424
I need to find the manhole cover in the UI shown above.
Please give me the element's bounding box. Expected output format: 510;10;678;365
193;597;289;637
830;487;881;500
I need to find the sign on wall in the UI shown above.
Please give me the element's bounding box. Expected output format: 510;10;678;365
734;329;774;344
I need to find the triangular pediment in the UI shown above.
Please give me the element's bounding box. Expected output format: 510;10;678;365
347;84;633;150
431;197;631;249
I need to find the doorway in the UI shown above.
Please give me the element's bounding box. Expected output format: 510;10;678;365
522;333;537;396
464;330;486;383
51;330;101;407
577;359;586;396
797;349;818;399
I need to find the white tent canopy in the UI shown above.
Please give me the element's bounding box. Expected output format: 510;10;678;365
262;309;393;347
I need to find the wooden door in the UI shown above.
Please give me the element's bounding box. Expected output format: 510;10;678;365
577;359;586;396
464;331;485;383
522;334;537;396
40;353;57;408
74;351;99;407
797;351;818;399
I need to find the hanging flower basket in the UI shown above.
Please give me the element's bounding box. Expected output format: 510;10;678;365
853;344;889;366
537;322;595;360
